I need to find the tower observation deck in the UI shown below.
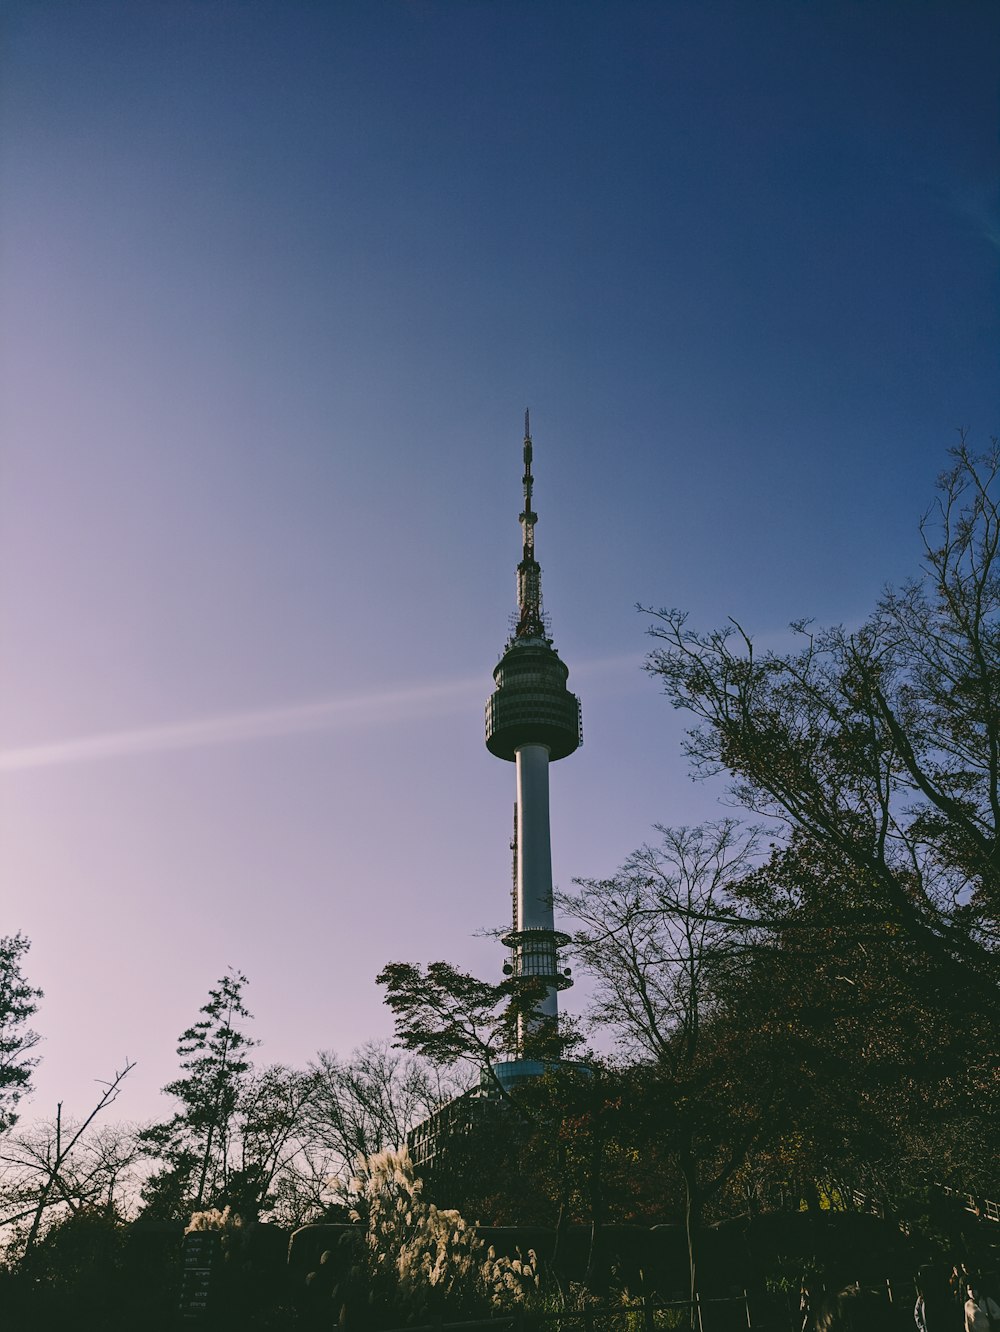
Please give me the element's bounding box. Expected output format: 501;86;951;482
485;413;581;1053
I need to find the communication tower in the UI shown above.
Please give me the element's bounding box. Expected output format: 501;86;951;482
485;413;582;1054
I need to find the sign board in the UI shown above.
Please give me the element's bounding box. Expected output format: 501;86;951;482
177;1230;222;1323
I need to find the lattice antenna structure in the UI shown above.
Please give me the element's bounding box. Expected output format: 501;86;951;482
510;804;519;938
516;410;544;640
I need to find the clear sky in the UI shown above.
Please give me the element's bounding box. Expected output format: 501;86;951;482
1;0;998;1127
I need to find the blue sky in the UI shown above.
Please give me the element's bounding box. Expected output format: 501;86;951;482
1;0;998;1124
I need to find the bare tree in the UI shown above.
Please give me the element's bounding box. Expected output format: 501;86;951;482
0;1060;136;1258
229;1064;316;1220
643;441;1000;992
301;1041;462;1196
561;822;761;1325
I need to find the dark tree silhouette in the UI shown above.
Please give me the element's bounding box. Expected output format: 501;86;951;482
562;822;765;1324
140;969;255;1218
0;933;42;1132
643;440;1000;992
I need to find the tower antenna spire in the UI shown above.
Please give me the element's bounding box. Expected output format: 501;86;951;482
517;409;541;637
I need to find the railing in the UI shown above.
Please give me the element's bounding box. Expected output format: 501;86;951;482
376;1182;1000;1332
939;1185;1000;1222
380;1277;962;1332
848;1183;1000;1225
382;1291;791;1332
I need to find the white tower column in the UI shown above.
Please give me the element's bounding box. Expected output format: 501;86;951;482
515;742;557;1021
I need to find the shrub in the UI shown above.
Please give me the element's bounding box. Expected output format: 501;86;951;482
349;1147;539;1322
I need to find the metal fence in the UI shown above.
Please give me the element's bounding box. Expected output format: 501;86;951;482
849;1183;1000;1226
938;1185;1000;1224
382;1297;743;1332
381;1278;933;1332
376;1181;1000;1332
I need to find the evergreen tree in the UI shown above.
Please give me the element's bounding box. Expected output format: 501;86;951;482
141;969;255;1218
0;934;42;1132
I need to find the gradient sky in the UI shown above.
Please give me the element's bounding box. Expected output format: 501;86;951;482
1;0;998;1128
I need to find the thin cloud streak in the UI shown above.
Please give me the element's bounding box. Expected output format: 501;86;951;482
0;654;643;772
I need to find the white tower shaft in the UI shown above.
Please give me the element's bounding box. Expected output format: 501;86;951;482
515;742;558;1021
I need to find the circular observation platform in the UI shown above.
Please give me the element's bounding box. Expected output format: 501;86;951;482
501;926;574;991
489;1058;593;1093
485;637;582;762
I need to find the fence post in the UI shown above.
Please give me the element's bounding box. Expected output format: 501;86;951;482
744;1287;751;1327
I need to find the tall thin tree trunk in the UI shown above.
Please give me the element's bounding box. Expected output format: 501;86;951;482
195;994;237;1209
680;1141;701;1332
195;1119;215;1210
23;1102;61;1259
584;1123;607;1295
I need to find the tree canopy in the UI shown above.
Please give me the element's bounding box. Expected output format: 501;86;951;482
643;441;1000;996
